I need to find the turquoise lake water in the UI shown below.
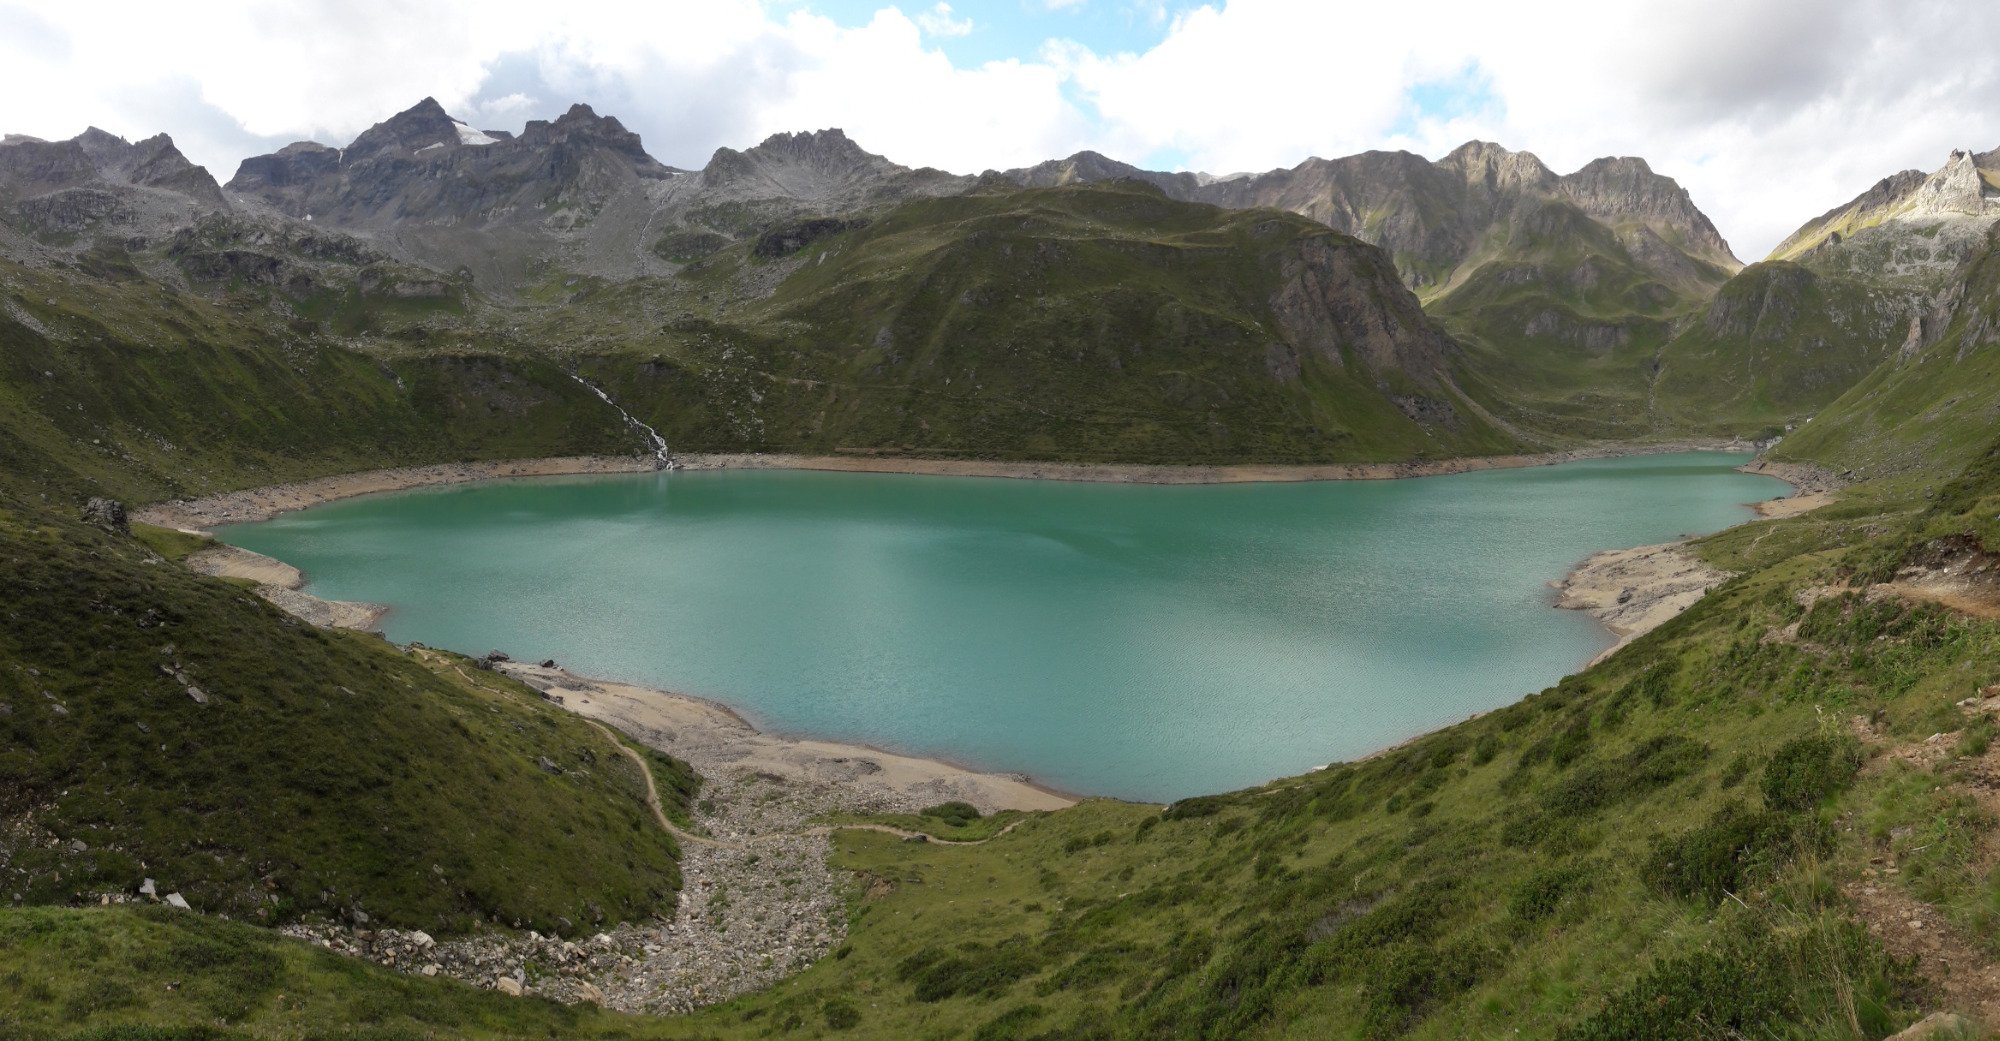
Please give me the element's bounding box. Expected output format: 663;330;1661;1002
216;453;1788;801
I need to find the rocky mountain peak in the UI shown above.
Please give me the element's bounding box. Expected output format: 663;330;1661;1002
517;103;657;167
344;97;460;162
747;128;869;163
73;127;130;165
995;150;1204;196
1557;156;1734;261
1908;148;1998;218
1438;140;1556;193
700;128;904;192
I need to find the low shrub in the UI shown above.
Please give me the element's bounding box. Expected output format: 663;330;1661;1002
1761;734;1862;812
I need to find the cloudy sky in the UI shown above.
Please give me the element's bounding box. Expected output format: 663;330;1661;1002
1;0;1996;258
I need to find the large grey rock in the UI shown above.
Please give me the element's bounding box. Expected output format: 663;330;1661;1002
81;498;128;534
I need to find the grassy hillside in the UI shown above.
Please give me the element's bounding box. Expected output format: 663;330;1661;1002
1775;224;2000;478
0;255;639;503
0;499;694;936
21;435;2000;1037
1423;199;1728;442
569;182;1524;465
1650;262;1910;438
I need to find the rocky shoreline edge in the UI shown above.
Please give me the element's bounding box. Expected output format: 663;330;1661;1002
132;440;1765;531
1550;457;1841;666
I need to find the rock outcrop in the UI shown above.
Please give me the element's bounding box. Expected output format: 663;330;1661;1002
0;128;226;247
1768;146;2000;290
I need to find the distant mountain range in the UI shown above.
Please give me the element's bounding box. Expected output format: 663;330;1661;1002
2;97;1997;474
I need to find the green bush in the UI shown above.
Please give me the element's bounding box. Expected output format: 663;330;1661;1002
920;801;984;828
1557;934;1793;1040
822;997;861;1029
1644;802;1826;904
896;940;1041;1002
1509;863;1593;922
1760;734;1862;812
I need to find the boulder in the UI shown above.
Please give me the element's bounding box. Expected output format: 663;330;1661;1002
164;892;190;909
82;498;129;534
494;975;523;996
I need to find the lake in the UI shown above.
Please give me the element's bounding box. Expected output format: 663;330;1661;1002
216;453;1788;800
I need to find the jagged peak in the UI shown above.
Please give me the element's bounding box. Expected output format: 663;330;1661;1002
404;96;451;120
74;126;127;148
1443;140;1524;164
1569;154;1655;176
753;127;860;151
1439;140;1556;191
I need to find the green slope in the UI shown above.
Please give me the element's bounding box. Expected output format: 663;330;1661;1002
0;256;639;504
1775;224;2000;478
23;441;2000;1037
571;182;1524;465
0;502;694;936
1424;198;1730;442
1650;262;1910;437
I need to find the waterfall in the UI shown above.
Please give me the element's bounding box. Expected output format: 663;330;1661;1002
569;373;672;470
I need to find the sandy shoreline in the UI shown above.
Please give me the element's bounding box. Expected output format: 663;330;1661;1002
496;662;1075;814
1547;458;1840;666
133;440;1761;532
187;544;390;631
1738;458;1846;519
1552;542;1733;667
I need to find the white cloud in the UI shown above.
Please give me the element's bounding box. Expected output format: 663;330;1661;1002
915;3;973;38
1;0;1995;257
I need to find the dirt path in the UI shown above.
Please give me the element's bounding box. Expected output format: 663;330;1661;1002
1847;700;2000;1024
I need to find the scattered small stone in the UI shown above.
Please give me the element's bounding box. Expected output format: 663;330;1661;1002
536;756;562;775
66;839;86;853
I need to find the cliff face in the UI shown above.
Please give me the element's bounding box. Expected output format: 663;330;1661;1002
1272;231;1455;383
